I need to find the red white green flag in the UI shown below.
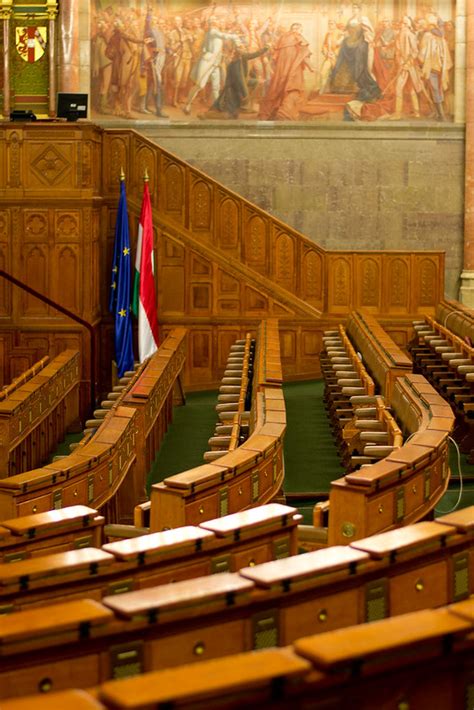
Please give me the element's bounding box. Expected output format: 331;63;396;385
132;181;159;361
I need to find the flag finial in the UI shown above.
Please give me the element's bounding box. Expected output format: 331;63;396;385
120;167;125;182
143;167;149;183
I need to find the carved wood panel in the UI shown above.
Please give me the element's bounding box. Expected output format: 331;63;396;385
217;194;240;254
162;158;185;224
274;232;296;293
302;248;323;307
21;245;49;317
136;144;157;206
55;211;80;243
106;135;129;193
416;257;439;310
327;256;352;313
386;257;410;313
25;142;74;190
190;176;212;239
357;256;382;311
244;210;268;276
53;245;80;314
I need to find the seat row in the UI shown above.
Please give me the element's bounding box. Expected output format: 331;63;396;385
204;334;254;463
0;350;80;478
10;594;474;709
148;320;286;531
0;329;187;524
0;505;472;698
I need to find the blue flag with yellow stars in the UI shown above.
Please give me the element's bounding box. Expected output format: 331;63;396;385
109;178;134;378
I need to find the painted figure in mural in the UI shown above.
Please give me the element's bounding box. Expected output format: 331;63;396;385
373;18;396;91
183;16;240;115
390;16;423;120
319;20;344;93
92;20;113;113
144;14;169;117
418;14;452;120
258;23;313;121
169;16;194;107
204;41;269;118
330;3;381;101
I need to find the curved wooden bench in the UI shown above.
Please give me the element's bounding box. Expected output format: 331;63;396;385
150;320;285;531
0;350;80;477
0;503;300;612
0;507;472;698
0;332;187;525
327;373;454;545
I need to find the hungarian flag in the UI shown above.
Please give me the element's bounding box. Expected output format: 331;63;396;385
132;181;159;361
109;179;134;378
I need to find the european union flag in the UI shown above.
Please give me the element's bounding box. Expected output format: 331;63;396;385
109;178;134;378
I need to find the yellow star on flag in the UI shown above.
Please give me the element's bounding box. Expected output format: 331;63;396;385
111;282;116;290
113;266;118;273
123;247;130;256
118;308;127;317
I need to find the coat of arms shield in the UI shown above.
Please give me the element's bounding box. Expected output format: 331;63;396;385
16;26;47;63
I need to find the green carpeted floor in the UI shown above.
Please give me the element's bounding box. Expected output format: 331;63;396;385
146;390;218;495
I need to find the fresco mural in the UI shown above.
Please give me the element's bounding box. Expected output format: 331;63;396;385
90;1;456;122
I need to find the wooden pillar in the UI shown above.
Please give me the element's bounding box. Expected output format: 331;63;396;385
58;0;79;92
460;0;474;305
47;1;58;117
0;1;12;118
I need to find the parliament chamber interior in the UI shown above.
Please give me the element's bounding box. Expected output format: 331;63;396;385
1;0;474;708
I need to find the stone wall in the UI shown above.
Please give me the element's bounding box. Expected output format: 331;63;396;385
101;120;465;299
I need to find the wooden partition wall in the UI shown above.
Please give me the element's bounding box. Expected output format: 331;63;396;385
0;122;445;397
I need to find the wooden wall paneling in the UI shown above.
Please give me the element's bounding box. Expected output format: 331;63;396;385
243;285;269;318
0;211;11;317
24;137;75;192
327;255;353;314
5;129;23;190
105;133;130;195
159;232;186;316
414;255;442;313
189;329;213;385
21;244;49;318
53;245;80;315
385;256;411;314
135;143;157;206
190;172;213;241
90;208;101;321
299;326;323;376
356;255;382;312
301;247;324;311
216;191;240;256
279;328;298;376
0;337;5;387
161;155;186;226
243;207;268;277
274;230;297;295
216;267;241;317
188;252;212;317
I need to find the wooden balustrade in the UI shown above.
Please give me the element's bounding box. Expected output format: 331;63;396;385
149;320;285;531
0;350;80;477
0;507;472;699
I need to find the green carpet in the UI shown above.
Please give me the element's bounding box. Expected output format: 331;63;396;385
146;390;218;495
283;380;344;493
